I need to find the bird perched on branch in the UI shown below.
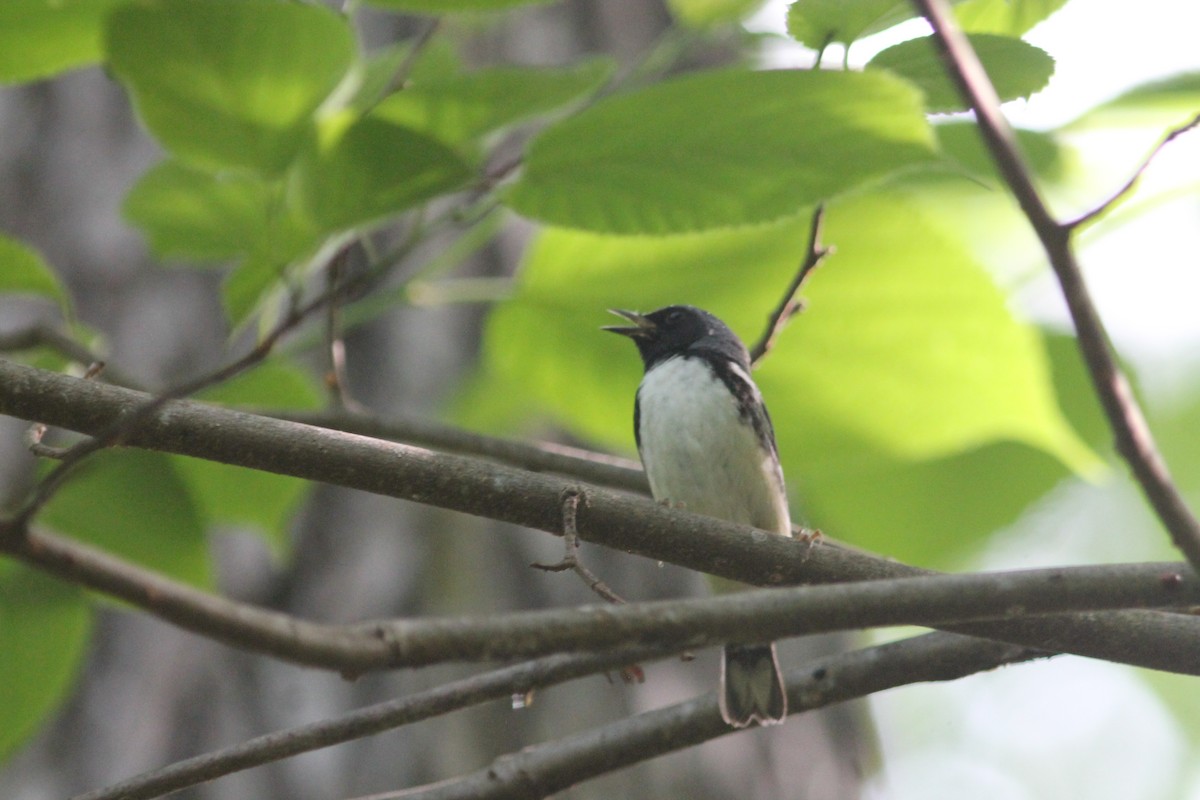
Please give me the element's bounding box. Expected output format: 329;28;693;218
604;305;791;728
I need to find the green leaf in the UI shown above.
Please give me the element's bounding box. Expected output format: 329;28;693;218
954;0;1070;35
296;115;472;233
0;0;126;84
668;0;764;27
0;565;91;763
172;361;319;553
0;235;70;311
786;0;916;49
868;34;1054;113
508;69;937;234
220;254;287;332
105;0;355;174
40;450;212;587
373;60;613;155
123;160;276;261
364;0;558;10
934;120;1065;181
474;190;1095;558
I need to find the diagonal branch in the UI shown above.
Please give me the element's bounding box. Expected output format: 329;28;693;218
911;0;1200;575
1067;110;1200;230
376;632;1043;800
748;204;830;366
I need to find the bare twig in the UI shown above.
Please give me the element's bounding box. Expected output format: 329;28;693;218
70;646;673;800
1067;111;1200;230
323;247;365;411
370;632;1044;800
274;408;648;494
532;488;628;605
0;323;140;387
748;204;831;366
912;0;1200;576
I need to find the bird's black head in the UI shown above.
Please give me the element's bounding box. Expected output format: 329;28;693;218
603;305;749;371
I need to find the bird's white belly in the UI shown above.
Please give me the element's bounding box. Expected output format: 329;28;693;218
637;356;790;535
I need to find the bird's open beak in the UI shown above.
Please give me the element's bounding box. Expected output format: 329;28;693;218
602;308;655;338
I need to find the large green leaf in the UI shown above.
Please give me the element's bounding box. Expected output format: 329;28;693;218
105;0;355;174
471;190;1095;560
40;451;212;587
0;0;126;84
0;235;70;311
373;60;613;156
296;115;472;233
506;68;937;234
868;34;1054;113
0;565;91;763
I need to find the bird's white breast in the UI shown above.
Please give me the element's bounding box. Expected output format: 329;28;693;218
637;356;790;536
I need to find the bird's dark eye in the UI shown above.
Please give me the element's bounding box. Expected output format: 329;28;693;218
665;310;683;325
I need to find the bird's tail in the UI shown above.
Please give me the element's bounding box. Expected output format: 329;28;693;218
719;642;787;728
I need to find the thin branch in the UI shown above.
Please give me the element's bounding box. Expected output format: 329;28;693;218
323;247;364;411
1;510;1199;675
273;408;649;494
1067;111;1200;230
0;322;140;388
374;632;1044;800
912;0;1200;576
70;646;675;800
748;204;830;366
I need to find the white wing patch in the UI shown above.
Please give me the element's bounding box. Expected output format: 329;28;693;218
637;356;791;536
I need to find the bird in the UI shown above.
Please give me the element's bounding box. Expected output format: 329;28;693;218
604;304;791;728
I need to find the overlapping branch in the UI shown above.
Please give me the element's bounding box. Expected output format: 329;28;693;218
3;359;1200;676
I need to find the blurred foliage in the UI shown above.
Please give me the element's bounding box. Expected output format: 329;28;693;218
1;0;1199;776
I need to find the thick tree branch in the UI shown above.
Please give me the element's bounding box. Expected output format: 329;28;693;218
4;515;1197;674
381;632;1043;800
71;646;675;800
4;359;1200;673
912;0;1200;575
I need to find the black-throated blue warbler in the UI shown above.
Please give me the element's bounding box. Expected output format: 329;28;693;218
605;305;790;728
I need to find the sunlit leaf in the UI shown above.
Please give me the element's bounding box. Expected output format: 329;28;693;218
954;0;1070;35
668;0;764;27
508;69;937;233
364;0;557;10
786;0;916;49
105;0;355;174
868;34;1054;113
374;60;613;155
